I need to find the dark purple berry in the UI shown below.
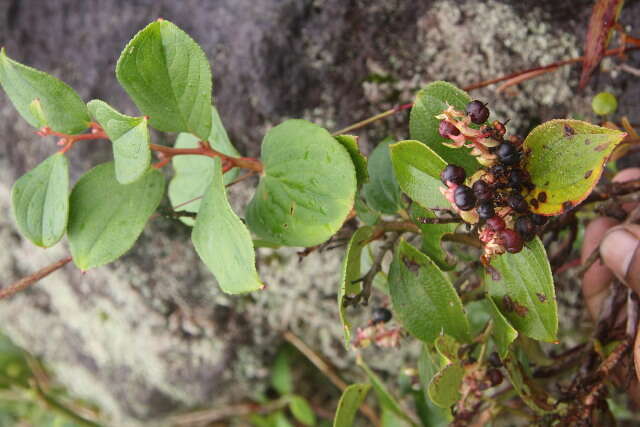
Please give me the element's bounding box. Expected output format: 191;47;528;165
497;142;521;166
454;185;476;211
487;369;503;387
501;229;524;254
439;121;460;138
466;100;490;124
531;214;548;226
489;164;506;177
477;201;495;220
486;216;506;232
508;169;529;187
515;216;536;241
441;165;466;186
488;352;502;367
372;307;392;324
507;193;529;213
472;180;493;201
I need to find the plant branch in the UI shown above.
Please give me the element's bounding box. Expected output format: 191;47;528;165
0;256;72;300
331;103;413;136
149;143;263;172
283;331;380;426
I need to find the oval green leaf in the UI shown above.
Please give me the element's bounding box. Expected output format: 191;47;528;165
168;106;241;225
0;48;90;134
11;153;69;247
434;335;460;363
486;297;518;358
333;383;371;427
68;163;165;270
335;135;368;188
390;140;450;210
427;363;464;409
338;226;375;345
246;120;357;247
288;395;316;426
192;157;263;294
362;138;402;214
87;100;151;184
389;240;470;344
523;120;626;215
116;20;212;139
409;81;479;175
485;238;557;342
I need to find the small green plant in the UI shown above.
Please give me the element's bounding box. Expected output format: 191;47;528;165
1;18;636;425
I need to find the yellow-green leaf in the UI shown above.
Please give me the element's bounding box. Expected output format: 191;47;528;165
523;120;626;215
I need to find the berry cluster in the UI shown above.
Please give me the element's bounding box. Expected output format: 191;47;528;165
437;101;549;260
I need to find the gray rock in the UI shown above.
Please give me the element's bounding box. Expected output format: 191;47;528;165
0;0;637;424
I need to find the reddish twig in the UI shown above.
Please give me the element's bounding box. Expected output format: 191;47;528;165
0;256;72;300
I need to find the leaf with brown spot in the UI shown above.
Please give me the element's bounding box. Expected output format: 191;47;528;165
389;240;470;343
523;120;626;215
579;0;625;88
486;238;557;342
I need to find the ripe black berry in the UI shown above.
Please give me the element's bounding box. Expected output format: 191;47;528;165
477;201;495;220
454;185;476;211
486;216;506;232
466;100;490;124
515;216;535;241
507;193;529;213
531;214;548;226
441;165;466;186
489;164;506;177
508;169;529;188
438;120;460;138
371;307;392;325
501;229;524;254
472;180;493;201
487;369;503;387
497;142;521;166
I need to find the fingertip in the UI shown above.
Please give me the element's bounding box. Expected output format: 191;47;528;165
601;226;640;294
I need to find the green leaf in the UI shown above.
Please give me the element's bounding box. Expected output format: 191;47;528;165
335;135;368;188
427;363;464;408
502;351;557;414
389;140;450;210
246;120;357;247
288;395;316;426
192;157;263;294
523;120;626;215
486;297;518;358
68;163;165;270
333;384;371;427
417;346;451;426
485;238;557;342
362;138;402;214
87;100;150;184
11;153;69;248
410;205;456;270
434;335;460;363
409;81;478;175
357;357;417;426
115;19;212;139
381;409;412;427
270;345;293;396
168;106;241;226
338;226;375;345
354;196;380;226
389;240;470;344
0;48;90;134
